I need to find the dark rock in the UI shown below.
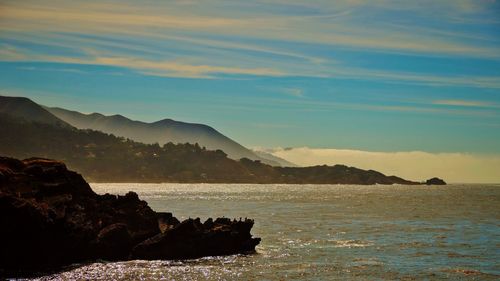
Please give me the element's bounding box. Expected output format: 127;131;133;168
0;156;260;278
425;177;446;185
93;223;132;261
108;191;160;243
203;217;214;228
131;218;261;260
157;212;180;233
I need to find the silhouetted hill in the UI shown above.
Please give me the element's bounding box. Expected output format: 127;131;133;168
46;106;292;166
0;113;419;184
0;96;70;128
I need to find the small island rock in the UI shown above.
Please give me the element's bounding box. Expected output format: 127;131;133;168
425;177;447;185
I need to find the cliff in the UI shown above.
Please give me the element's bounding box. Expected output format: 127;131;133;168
0;156;260;278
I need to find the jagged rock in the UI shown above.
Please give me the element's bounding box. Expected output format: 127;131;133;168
425;177;446;185
157;212;180;233
93;223;132;261
131;218;261;260
0;156;260;278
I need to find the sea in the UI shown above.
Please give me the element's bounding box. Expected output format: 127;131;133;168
30;184;500;280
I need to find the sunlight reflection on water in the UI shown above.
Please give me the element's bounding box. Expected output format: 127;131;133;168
30;184;500;280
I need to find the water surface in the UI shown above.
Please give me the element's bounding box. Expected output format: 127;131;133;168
34;184;500;280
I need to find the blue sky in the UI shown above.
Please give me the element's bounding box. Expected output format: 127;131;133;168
1;0;499;155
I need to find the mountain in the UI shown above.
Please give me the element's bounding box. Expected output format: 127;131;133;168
0;111;422;184
0;95;441;184
46;106;293;167
0;96;70;128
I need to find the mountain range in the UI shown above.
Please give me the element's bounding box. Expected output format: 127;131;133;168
45;106;294;167
0;95;433;184
0;95;292;166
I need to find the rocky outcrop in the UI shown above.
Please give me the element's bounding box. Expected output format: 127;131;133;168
0;156;260;278
132;217;260;260
425;177;447;185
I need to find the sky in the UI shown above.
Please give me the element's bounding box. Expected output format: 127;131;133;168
0;0;499;182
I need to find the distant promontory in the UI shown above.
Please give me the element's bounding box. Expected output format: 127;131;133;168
425;177;447;185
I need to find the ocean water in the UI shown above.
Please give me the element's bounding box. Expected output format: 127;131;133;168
33;184;499;280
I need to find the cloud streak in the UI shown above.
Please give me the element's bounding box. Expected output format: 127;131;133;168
1;1;498;57
1;46;286;78
3;43;500;89
90;56;285;78
1;0;500;85
433;99;499;108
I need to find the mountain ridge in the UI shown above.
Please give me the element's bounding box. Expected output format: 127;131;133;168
0;111;424;185
0;95;444;185
46;106;292;167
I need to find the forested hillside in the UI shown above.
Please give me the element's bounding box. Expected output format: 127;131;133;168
0;113;418;184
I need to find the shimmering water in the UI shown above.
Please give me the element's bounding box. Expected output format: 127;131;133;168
33;184;499;280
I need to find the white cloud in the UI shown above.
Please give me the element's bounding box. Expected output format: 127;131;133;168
267;147;500;183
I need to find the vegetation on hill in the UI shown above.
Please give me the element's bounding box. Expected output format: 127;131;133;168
0;113;417;184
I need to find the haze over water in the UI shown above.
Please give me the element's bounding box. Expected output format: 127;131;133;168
32;183;500;280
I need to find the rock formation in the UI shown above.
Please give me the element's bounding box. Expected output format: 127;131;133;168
425;177;447;185
0;156;260;278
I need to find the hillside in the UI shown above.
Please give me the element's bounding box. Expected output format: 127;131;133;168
46;106;292;166
0;96;70;128
0;112;419;184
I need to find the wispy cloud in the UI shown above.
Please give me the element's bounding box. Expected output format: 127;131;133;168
1;1;499;56
330;67;500;89
1;0;500;85
3;43;500;89
17;66;88;74
433;99;498;108
190;94;499;118
1;46;286;78
267;147;500;183
90;56;285;78
0;44;28;60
